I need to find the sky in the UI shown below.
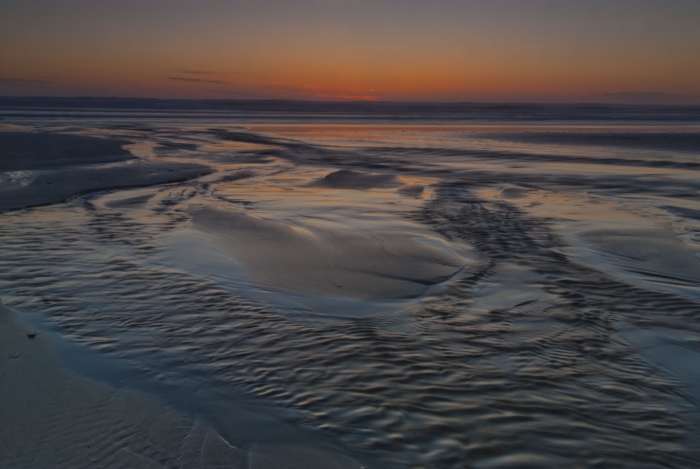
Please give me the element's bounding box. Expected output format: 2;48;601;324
1;0;700;103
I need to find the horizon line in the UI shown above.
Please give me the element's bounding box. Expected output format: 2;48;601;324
2;95;700;107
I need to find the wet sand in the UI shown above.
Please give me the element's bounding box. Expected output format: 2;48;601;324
0;299;366;468
189;206;467;300
0;131;133;171
1;114;699;468
0;300;246;468
311;169;402;190
0;131;212;212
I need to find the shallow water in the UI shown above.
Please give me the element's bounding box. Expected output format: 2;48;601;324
1;114;700;468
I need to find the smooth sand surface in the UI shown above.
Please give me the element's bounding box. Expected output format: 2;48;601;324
189;206;467;300
580;228;700;285
248;444;361;469
0;300;365;469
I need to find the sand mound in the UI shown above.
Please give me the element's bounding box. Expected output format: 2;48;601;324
189;206;467;300
500;186;530;199
397;184;425;197
312;169;401;190
104;193;155;208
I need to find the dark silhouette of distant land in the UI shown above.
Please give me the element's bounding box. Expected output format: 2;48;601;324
1;97;700;123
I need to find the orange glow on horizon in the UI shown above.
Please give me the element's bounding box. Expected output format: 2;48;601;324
2;1;699;103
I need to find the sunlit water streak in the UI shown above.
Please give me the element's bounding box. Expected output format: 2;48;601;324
1;117;700;468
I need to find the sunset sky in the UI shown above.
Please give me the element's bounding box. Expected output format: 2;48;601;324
1;0;699;103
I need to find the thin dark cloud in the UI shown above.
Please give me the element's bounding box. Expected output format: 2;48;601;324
203;88;260;98
173;68;219;76
172;68;251;76
168;76;225;85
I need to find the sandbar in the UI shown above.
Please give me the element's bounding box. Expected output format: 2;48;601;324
189;206;468;300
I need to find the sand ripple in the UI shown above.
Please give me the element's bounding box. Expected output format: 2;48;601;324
1;123;700;468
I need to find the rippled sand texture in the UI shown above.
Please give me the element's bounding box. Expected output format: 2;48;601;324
0;301;249;468
1;119;700;469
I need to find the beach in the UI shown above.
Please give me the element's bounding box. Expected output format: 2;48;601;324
1;105;700;468
1;297;366;468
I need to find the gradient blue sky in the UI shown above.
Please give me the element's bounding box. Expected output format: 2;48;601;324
1;0;699;102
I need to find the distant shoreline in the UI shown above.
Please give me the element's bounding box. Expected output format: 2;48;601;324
2;97;700;124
